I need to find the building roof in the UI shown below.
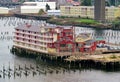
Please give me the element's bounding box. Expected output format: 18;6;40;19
75;33;91;43
95;37;104;41
15;24;40;32
15;24;73;32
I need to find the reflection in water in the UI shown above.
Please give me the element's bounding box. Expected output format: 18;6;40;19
0;17;120;82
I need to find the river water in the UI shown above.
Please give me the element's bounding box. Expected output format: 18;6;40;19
0;17;120;82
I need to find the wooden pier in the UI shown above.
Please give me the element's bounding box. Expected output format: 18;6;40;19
11;46;120;70
65;53;120;63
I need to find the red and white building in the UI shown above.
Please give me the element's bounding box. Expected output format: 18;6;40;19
13;24;106;55
14;24;75;54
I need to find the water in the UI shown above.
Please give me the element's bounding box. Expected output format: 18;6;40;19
0;17;120;82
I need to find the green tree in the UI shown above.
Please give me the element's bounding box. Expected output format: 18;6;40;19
106;1;110;6
81;0;92;6
55;6;58;10
46;4;51;11
112;19;120;29
38;9;45;15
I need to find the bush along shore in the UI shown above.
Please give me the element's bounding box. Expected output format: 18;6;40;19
11;47;120;71
47;16;120;30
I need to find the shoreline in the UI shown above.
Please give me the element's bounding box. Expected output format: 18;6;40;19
1;14;120;30
47;20;112;30
46;17;114;30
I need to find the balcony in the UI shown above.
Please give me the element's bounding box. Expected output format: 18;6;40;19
38;39;53;43
14;31;40;37
14;35;40;41
13;39;47;47
15;31;53;39
38;35;53;38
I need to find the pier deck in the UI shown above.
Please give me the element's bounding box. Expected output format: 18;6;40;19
65;53;120;63
12;45;120;64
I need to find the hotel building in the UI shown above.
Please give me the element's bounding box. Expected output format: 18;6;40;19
13;24;75;54
13;24;105;55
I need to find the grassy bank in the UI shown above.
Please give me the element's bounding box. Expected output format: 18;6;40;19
47;16;112;29
48;17;97;25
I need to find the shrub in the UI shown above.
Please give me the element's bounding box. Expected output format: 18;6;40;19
110;55;117;59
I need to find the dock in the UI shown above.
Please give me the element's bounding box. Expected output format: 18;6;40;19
65;53;120;63
11;45;120;70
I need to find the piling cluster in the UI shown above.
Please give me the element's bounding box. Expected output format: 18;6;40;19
0;63;47;79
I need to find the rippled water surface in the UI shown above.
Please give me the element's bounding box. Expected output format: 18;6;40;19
0;17;120;82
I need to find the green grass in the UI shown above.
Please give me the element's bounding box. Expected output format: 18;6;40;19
49;17;99;25
109;55;117;59
75;19;98;24
65;18;99;25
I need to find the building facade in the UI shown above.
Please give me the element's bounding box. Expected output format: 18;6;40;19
47;27;75;53
20;2;56;14
60;6;120;20
0;7;9;14
14;24;76;54
47;10;60;16
13;23;106;55
60;6;94;18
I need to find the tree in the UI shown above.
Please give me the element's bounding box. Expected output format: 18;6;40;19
38;9;45;15
55;6;58;10
106;1;110;6
81;0;92;6
46;4;51;11
112;20;120;29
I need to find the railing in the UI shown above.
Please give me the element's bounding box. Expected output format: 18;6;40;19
14;35;53;43
13;39;47;47
14;35;39;40
15;31;39;37
15;31;53;38
38;39;53;43
14;44;48;53
38;35;53;38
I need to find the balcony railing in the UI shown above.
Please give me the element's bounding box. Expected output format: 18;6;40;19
15;31;39;37
14;43;48;53
13;39;47;47
14;35;39;41
15;31;53;38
